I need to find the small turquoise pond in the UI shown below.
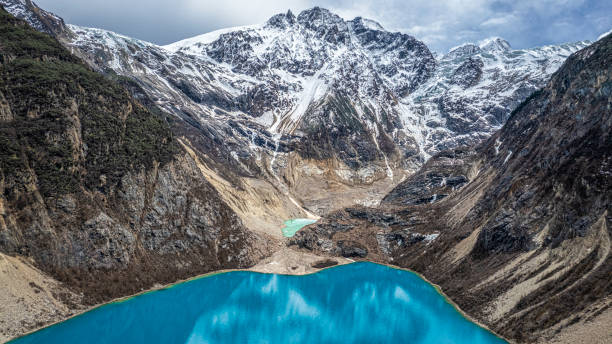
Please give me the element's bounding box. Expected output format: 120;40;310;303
11;262;507;344
281;218;317;237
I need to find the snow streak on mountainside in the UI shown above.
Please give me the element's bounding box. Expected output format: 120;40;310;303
1;2;591;185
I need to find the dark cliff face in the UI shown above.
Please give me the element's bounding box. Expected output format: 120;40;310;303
291;34;612;342
0;8;271;304
449;57;484;88
468;34;611;257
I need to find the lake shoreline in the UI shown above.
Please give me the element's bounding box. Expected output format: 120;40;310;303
375;262;514;344
8;255;510;344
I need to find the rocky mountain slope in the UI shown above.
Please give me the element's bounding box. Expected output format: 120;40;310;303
2;1;591;216
0;7;273;337
291;33;612;343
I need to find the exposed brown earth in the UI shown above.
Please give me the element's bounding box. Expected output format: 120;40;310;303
251;247;351;275
543;299;612;344
286;154;409;214
0;253;83;342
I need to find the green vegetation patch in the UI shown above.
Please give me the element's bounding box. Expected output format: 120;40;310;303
0;8;177;198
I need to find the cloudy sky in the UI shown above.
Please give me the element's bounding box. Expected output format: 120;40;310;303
36;0;611;52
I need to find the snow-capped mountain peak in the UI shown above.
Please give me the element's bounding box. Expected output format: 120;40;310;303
163;25;258;53
1;0;593;183
597;28;612;41
444;43;482;60
479;36;511;52
351;17;385;31
265;10;296;29
65;6;589;177
0;0;69;37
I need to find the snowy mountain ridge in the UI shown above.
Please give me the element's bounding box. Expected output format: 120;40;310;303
1;2;593;192
70;7;587;171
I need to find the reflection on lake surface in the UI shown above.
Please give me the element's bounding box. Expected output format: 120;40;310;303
12;262;506;344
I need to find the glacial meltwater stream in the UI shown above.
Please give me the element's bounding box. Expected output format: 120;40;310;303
11;262;506;344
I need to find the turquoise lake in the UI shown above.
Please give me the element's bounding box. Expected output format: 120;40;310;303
11;262;507;344
281;218;317;237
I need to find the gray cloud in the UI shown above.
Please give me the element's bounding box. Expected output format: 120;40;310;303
35;0;611;52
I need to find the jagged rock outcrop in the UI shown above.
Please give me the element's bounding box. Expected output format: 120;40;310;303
381;147;475;206
291;34;612;342
0;7;272;310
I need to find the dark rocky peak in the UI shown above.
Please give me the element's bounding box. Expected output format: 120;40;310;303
206;30;265;74
0;0;71;38
297;6;343;25
443;43;482;60
266;9;296;29
297;6;349;44
479;37;511;53
286;9;296;22
353;26;436;95
350;16;384;34
348;18;429;57
356;28;426;53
